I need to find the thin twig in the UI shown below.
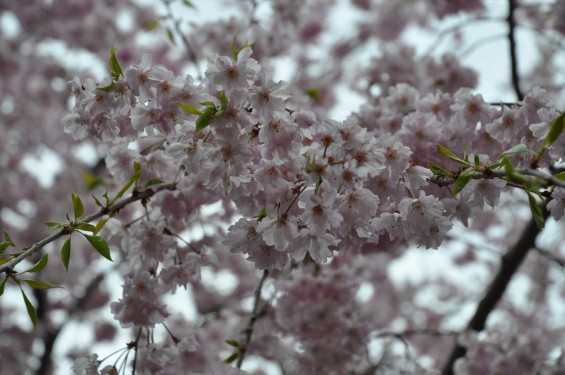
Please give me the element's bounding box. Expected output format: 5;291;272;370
162;0;203;80
236;270;269;368
507;0;524;101
0;182;177;273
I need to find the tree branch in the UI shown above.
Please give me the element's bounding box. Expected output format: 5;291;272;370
441;213;544;374
507;0;524;101
429;168;565;189
236;270;269;368
0;182;176;274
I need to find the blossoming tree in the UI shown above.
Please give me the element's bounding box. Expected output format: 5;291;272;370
1;0;565;374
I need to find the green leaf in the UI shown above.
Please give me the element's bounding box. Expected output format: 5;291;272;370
166;28;176;45
474;154;481;167
83;171;105;191
82;234;112;262
111;164;141;204
219;91;228;111
94;218;108;235
199;101;216;107
97;81;115;92
501;157;515;175
181;0;196;8
225;339;241;348
74;222;97;232
145;178;165;187
427;161;450;176
526;190;545;230
223;351;240;364
92;194;105;208
554;171;565;181
145;20;159;31
71;193;84;219
463;144;469;163
253;208;267;222
177;102;202;115
0;276;8;296
499;144;529;157
61;237;71;271
20;287;38;327
108;47;124;81
195;107;217;131
453;170;473;196
44;221;65;229
21;279;62;289
0;241;12;254
3;230;14;246
23;254;48;273
304;87;322;101
544;112;565;147
437;144;469;165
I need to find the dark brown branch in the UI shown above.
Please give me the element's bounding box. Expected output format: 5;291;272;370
441;214;545;374
236;270;269;368
508;0;524;101
35;272;106;375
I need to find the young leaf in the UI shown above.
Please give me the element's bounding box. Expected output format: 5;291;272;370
544;112;565;147
0;276;7;296
44;221;65;229
453;170;473;196
196;107;217;131
71;193;84;219
145;20;159;31
223;351;240;364
526;190;545;230
225;339;241;348
499;144;529;157
474;154;481;167
21;279;62;289
177;102;202;115
94;219;108;235
108;47;124;81
0;241;12;254
22;253;48;273
111;165;141;204
219;91;228;111
82;234;112;261
83;171;105;191
20;287;38;327
554;171;565;181
92;194;105;208
74;222;97;233
166;28;176;45
427;161;450;176
3;230;14;245
61;237;71;271
145;178;165;188
437;144;469;165
181;0;196;8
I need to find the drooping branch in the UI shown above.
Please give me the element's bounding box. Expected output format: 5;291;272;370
441;213;545;374
0;182;177;274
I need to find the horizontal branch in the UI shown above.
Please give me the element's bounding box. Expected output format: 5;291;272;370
429;168;565;189
0;182;176;274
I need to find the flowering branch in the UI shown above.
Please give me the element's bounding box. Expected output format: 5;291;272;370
0;182;177;274
441;213;545;374
429;168;565;190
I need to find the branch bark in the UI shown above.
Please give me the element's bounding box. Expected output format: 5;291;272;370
508;0;524;101
0;182;176;274
441;214;544;374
